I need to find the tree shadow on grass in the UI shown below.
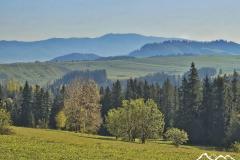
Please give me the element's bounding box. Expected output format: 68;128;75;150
75;134;149;144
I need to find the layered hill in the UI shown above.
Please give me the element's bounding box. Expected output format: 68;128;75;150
0;33;178;63
50;53;101;62
130;40;240;57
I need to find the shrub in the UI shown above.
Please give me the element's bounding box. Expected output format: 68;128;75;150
55;111;67;129
0;109;12;135
231;141;240;153
165;128;188;147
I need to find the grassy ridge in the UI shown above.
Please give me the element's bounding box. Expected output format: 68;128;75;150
1;55;240;85
0;127;239;160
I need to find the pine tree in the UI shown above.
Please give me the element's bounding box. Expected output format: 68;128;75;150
187;62;203;144
20;81;33;127
0;84;3;107
226;71;240;145
0;84;3;100
177;63;203;144
143;80;150;100
100;86;112;119
111;80;123;108
33;85;42;127
41;90;51;128
176;77;188;129
99;86;112;135
232;70;240;112
173;86;179;119
200;76;213;144
136;81;144;99
49;86;65;129
161;79;175;128
126;79;133;100
209;76;229;146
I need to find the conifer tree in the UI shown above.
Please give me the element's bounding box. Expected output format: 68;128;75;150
161;79;175;128
111;80;123;108
20;81;33;127
143;80;150;100
33;85;42;127
100;86;112;119
177;63;203;144
200;76;213;144
40;90;51;128
232;70;240;112
49;86;65;129
209;76;228;146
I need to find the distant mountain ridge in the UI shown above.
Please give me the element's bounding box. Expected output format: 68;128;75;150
50;53;101;62
129;40;240;57
0;33;179;63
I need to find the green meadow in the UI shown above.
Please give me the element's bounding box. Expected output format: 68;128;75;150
0;127;239;160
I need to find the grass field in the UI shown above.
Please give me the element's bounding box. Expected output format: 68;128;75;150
1;55;240;85
0;127;239;160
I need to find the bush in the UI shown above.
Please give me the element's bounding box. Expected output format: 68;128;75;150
55;111;67;129
165;128;188;147
231;141;240;153
0;109;12;135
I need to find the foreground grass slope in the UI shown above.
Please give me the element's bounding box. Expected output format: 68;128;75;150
1;55;240;85
0;127;239;160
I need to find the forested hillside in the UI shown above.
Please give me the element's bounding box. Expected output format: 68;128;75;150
130;40;240;57
1;63;240;149
0;55;240;85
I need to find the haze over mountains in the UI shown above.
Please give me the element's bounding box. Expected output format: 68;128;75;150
130;40;240;57
1;33;240;63
50;53;101;62
0;33;176;63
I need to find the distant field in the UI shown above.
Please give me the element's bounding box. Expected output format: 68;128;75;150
1;55;240;85
0;127;239;160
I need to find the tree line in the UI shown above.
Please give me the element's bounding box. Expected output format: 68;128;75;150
100;63;240;147
0;63;240;147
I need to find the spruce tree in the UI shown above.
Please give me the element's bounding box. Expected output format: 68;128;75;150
177;63;203;144
143;80;150;101
126;79;133;100
99;86;112;135
100;86;112;119
232;70;240;112
111;80;123;108
42;90;51;128
0;84;3;107
209;76;228;146
20;81;33;127
33;85;42;127
161;79;175;128
49;86;65;129
200;76;213;144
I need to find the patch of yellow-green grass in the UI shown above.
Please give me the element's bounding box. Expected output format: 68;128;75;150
0;127;239;160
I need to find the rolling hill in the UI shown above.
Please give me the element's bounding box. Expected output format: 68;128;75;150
0;127;239;160
130;40;240;57
50;53;101;62
0;33;179;63
0;55;240;85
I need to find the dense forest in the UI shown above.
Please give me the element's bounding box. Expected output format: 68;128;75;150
0;63;240;148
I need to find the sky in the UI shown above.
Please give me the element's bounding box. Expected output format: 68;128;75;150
0;0;240;42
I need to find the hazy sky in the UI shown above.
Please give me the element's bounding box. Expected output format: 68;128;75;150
0;0;240;41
